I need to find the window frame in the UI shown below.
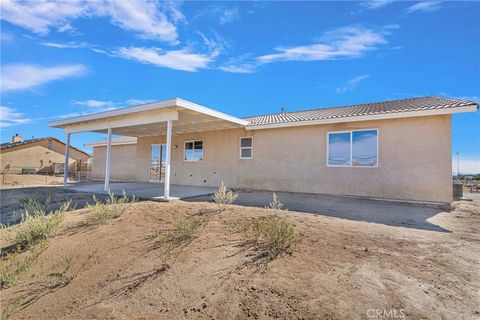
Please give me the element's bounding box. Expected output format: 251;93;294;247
326;129;379;168
239;136;253;160
184;140;204;162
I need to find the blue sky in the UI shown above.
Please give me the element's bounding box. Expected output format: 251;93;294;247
1;0;479;173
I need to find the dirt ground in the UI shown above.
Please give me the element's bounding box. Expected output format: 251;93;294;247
1;199;479;320
0;187;107;225
0;174;72;188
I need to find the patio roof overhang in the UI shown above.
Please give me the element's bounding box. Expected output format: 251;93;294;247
48;98;249;136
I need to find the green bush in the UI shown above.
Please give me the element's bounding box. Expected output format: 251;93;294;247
247;216;297;259
86;191;136;225
13;201;71;249
212;181;238;206
19;193;52;214
0;243;47;288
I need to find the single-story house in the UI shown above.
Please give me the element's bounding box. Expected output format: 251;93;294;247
49;96;478;204
0;135;90;174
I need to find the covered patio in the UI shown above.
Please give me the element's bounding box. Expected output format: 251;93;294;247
69;182;218;200
48;98;248;200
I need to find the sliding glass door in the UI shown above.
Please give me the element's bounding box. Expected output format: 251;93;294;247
149;144;166;182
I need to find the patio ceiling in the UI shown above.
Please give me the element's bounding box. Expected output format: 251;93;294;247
48;98;249;136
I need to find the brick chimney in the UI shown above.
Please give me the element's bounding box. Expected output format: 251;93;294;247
11;133;22;143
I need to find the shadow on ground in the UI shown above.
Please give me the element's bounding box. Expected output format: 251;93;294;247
186;189;451;232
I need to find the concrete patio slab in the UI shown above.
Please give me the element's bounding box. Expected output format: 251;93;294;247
69;182;217;200
186;189;452;232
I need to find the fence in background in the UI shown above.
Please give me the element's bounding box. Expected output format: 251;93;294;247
1;163;92;186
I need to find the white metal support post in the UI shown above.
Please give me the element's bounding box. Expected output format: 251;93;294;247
63;132;71;187
164;120;173;198
104;127;112;192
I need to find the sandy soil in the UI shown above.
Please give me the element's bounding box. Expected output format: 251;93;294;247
1;200;479;320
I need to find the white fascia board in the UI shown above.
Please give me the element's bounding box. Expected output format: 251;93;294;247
84;140;137;147
49;97;249;128
245;104;478;130
176;98;249;126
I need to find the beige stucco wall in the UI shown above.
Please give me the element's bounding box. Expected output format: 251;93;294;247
95;115;453;203
0;139;89;173
92;144;137;181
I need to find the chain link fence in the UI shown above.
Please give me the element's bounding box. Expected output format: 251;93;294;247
1;163;93;187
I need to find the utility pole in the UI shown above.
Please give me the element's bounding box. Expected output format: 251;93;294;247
456;152;460;179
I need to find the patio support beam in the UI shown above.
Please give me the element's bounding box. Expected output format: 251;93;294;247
164;120;173;198
104;127;112;192
63;132;71;187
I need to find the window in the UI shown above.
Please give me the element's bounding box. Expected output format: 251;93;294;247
22;168;36;174
184;140;203;161
327;129;378;167
240;137;253;159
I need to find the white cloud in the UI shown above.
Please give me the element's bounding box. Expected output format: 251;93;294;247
124;99;154;105
73;100;114;108
195;4;241;25
40;41;89;49
0;106;31;128
115;47;214;72
363;0;395;9
91;1;179;44
59;98;154;119
1;31;14;41
336;74;370;94
219;61;257;74
0;0;86;35
219;7;240;25
1;64;87;92
407;2;442;13
0;0;180;43
257;26;388;64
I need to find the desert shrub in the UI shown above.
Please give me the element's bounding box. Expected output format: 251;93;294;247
246;215;297;259
19;193;52;214
0;242;47;288
212;181;238;206
159;217;205;245
86;191;136;225
13;201;71;249
265;192;285;211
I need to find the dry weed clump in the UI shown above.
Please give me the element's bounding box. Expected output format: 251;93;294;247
86;191;136;225
212;181;238;206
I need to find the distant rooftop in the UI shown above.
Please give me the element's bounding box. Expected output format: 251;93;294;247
0;136;90;156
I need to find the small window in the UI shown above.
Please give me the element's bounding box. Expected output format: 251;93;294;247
21;168;36;174
240;137;253;159
184;140;203;161
327;129;378;167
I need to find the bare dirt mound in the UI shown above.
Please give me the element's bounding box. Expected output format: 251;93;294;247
2;200;479;319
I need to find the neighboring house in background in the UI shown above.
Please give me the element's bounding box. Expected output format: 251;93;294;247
85;136;137;181
50;96;478;204
0;135;90;174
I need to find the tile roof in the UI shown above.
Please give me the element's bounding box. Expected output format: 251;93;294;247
0;136;90;156
244;96;478;127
